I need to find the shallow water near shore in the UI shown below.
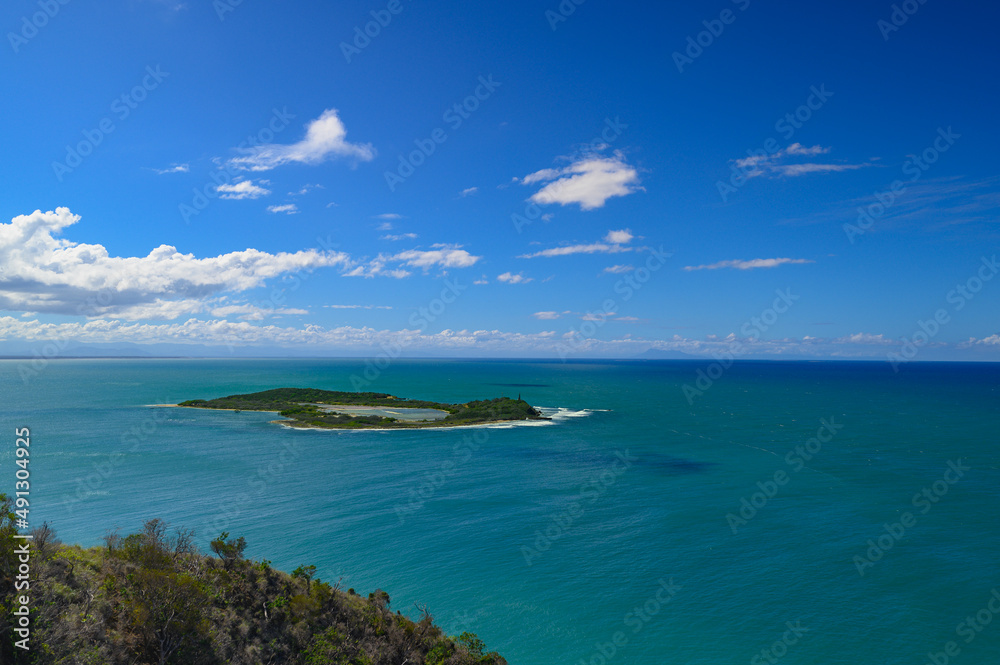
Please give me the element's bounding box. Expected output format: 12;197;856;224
1;358;998;664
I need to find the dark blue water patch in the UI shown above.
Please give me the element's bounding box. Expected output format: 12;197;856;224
643;454;714;474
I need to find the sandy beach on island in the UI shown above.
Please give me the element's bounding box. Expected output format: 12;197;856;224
268;416;559;432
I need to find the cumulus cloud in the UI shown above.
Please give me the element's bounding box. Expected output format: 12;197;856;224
217;180;271;200
0;208;351;319
267;204;299;214
228;109;375;172
532;311;561;320
342;245;480;279
683;258;814;271
519;229;635;259
498;272;532;284
960;334;1000;347
519;153;642;210
390;245;483;270
604;229;634;244
381;233;418;241
342;262;411;279
374;213;403;220
390;246;481;270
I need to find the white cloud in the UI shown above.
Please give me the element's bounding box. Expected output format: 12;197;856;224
498;272;532;284
0;208;352;319
374;213;403;220
343;262;411;279
381;233;418;241
228;109;375;172
460;187;479;197
774;163;867;177
683;258;814;271
523;243;630;259
152;164;189;175
603;264;634;274
520;229;635;259
958;334;1000;348
519;153;642;210
735;144;830;170
267;204;299;214
344;245;481;278
785;143;830;157
217;180;271;200
731;144;869;180
604;229;633;244
289;184;325;196
390;246;481;270
473;275;489;285
833;333;893;345
533;311;561;320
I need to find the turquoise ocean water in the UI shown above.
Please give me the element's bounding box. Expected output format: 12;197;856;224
1;358;998;664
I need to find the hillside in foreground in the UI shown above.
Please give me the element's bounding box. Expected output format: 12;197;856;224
0;502;506;665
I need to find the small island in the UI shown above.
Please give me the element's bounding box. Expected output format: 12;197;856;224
177;387;547;429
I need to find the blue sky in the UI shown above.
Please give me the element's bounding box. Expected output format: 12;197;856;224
0;0;998;359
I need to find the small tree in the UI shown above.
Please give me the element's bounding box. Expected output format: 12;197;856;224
369;589;390;610
458;632;486;657
31;522;60;561
292;565;317;593
209;531;246;569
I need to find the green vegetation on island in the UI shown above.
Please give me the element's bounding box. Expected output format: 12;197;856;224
177;388;546;429
0;496;506;664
